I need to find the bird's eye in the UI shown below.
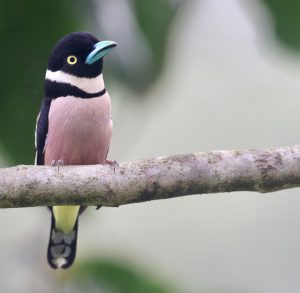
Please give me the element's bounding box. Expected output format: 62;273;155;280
67;55;77;65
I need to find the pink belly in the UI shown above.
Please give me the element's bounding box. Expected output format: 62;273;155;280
44;95;112;165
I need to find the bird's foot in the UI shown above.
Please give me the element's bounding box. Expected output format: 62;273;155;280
105;159;119;172
51;159;65;171
95;205;102;210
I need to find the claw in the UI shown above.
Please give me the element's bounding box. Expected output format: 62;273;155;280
96;205;102;210
51;159;65;171
105;159;119;173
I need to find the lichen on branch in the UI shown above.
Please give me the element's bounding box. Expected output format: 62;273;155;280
0;145;300;208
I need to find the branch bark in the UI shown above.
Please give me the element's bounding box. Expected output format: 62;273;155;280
1;145;300;208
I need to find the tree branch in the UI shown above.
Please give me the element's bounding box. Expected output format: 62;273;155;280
1;145;300;208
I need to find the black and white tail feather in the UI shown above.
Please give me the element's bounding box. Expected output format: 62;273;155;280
47;211;78;269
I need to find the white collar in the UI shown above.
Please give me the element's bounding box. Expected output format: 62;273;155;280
45;70;105;94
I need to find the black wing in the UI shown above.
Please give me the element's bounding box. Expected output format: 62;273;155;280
35;97;52;165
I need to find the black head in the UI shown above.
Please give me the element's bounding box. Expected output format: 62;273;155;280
47;32;116;78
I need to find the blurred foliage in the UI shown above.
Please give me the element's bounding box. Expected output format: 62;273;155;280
260;0;300;50
0;0;181;165
125;0;181;91
69;258;176;293
0;0;300;162
0;0;79;165
1;0;300;291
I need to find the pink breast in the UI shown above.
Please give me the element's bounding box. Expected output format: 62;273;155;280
44;95;112;165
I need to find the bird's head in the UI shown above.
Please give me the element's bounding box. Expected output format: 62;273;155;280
47;32;117;78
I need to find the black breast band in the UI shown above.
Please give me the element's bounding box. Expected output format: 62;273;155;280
44;80;106;99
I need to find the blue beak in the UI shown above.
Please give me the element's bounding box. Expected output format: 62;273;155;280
85;40;117;65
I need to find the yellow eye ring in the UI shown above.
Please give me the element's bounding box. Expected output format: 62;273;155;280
67;55;77;65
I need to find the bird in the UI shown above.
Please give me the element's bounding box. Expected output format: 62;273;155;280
35;32;117;269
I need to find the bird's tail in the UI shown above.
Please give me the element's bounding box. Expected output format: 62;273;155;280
47;210;78;269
